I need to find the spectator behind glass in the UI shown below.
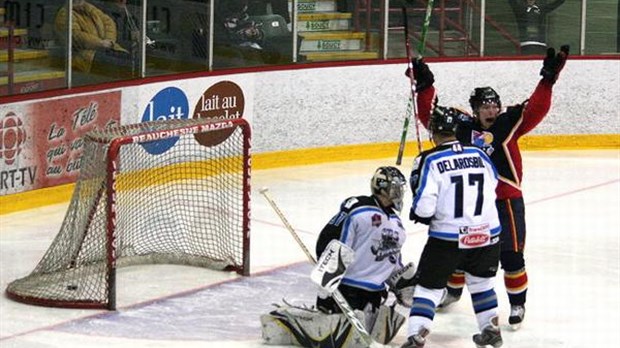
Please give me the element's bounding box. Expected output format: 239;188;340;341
213;0;281;68
55;0;133;80
246;0;298;61
96;0;142;75
96;0;140;51
247;0;291;24
508;0;566;55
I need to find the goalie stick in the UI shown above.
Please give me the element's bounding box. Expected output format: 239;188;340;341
259;187;389;348
396;1;435;165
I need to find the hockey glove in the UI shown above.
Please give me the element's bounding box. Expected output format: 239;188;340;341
540;45;569;84
386;262;417;307
409;207;432;225
405;58;435;92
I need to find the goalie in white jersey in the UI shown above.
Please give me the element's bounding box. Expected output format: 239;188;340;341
315;166;410;314
261;166;417;347
402;106;503;348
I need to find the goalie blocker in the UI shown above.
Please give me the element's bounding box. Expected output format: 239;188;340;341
310;240;355;294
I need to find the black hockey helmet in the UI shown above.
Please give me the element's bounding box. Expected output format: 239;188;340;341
469;87;501;113
430;105;459;135
371;166;406;212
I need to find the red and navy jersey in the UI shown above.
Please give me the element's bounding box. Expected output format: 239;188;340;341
416;80;554;199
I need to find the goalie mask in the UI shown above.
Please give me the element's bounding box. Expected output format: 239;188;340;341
469;87;501;114
371;166;406;212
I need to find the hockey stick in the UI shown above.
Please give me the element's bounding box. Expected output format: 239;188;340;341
259;187;387;348
396;1;435;165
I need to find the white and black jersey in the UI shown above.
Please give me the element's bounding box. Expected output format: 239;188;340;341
410;141;501;248
316;196;406;292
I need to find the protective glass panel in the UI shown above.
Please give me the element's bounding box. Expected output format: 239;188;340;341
144;0;209;76
1;0;68;96
213;0;295;69
583;0;618;54
295;0;381;62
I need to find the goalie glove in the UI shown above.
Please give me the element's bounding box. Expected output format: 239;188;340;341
385;262;417;308
404;58;435;92
540;45;569;84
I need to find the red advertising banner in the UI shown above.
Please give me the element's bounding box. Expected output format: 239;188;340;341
0;91;121;196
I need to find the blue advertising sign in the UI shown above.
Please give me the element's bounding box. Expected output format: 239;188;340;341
140;87;189;155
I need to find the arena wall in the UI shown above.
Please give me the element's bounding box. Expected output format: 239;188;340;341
1;58;618;213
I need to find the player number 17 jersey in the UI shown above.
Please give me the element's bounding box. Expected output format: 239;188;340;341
410;141;501;248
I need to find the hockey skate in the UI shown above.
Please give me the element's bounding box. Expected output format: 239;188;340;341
509;305;526;330
400;328;429;348
472;317;502;348
437;289;460;310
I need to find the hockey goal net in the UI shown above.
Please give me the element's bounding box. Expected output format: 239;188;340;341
6;118;251;310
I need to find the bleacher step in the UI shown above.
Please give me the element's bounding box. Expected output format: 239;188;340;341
298;12;352;21
300;50;379;62
298;13;352;32
297;0;337;13
299;31;365;40
0;69;65;95
0;28;28;37
299;31;365;52
0;48;49;62
0;28;29;49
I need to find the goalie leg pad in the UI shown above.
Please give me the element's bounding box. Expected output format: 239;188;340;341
261;304;365;348
370;304;407;344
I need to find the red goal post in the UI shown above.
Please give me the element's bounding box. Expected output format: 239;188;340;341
6;117;251;310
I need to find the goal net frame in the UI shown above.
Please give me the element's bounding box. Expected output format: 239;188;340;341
6;117;251;310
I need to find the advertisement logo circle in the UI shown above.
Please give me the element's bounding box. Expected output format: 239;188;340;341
141;87;189;155
0;112;27;165
193;81;244;147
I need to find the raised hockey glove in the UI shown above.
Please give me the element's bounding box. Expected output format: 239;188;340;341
386;262;416;307
540;45;569;84
405;58;435;92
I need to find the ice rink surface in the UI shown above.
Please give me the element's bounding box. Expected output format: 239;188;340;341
1;150;619;348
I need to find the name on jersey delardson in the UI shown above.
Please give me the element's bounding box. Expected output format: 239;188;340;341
437;156;485;174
